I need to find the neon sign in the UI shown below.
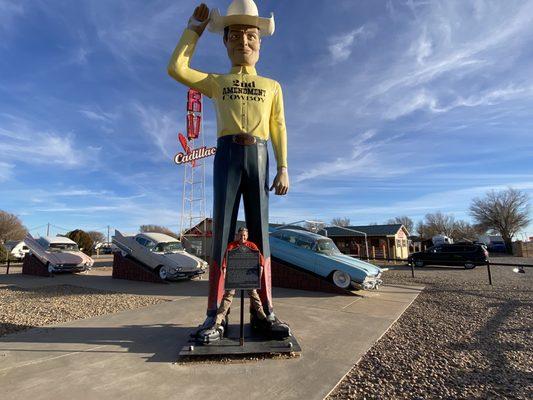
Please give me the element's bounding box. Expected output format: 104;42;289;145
174;89;216;167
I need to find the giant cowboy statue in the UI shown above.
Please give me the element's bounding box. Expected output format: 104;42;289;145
168;0;291;342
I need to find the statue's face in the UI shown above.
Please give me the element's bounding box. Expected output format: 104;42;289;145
224;25;261;67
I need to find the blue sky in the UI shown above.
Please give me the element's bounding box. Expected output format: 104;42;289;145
1;0;532;239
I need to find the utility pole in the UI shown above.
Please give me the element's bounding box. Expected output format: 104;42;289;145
107;225;110;243
46;223;50;236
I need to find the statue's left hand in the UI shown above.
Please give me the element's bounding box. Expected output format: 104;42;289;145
270;167;289;196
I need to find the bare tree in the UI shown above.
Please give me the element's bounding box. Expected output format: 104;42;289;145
0;210;28;243
140;225;180;239
451;220;482;242
470;188;530;251
331;217;350;227
387;216;414;234
416;212;455;239
87;231;106;245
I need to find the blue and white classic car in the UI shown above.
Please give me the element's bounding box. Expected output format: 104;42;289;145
269;228;383;290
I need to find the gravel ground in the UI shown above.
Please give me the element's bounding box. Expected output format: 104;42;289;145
0;284;168;337
328;256;533;400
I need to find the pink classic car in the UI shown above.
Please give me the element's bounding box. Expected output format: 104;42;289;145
24;234;94;273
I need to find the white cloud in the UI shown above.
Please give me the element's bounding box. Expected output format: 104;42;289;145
79;107;117;123
385;90;442;119
0;161;14;182
0;117;100;168
35;205;120;213
71;47;90;65
328;26;367;64
385;86;532;120
88;1;188;62
0;0;24;34
135;103;179;160
294;130;410;183
370;2;533;99
410;28;432;64
450;86;530;108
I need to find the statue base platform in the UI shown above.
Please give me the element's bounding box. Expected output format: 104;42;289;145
271;257;356;296
22;254;51;277
112;252;167;284
179;324;301;360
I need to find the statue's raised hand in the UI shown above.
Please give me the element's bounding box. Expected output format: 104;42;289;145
188;3;210;36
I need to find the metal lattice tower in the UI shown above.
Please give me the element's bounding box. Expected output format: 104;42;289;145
180;94;207;240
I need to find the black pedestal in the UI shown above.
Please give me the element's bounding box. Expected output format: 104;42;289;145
179;324;301;360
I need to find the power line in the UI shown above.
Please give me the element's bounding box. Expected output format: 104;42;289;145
27;224;48;232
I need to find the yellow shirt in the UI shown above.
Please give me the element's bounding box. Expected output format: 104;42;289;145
167;29;288;168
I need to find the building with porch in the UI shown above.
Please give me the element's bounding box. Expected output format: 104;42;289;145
320;224;410;260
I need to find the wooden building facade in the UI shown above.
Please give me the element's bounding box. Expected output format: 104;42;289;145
322;224;410;260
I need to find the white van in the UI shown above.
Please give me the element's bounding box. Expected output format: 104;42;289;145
4;240;30;260
432;235;453;246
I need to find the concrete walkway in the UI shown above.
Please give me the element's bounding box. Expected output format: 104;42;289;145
0;272;422;400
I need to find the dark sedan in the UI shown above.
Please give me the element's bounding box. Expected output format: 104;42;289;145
408;243;489;269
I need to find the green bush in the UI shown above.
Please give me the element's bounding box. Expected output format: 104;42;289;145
66;229;94;256
0;244;7;263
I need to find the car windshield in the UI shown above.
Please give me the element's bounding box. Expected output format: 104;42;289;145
315;239;342;255
49;243;79;252
154;241;183;253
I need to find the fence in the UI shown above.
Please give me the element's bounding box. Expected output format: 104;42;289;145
1;259;23;274
350;255;532;286
512;241;533;258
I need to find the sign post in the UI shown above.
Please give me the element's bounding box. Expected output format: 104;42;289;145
225;246;261;346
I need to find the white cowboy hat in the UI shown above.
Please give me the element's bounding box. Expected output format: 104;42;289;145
207;0;275;36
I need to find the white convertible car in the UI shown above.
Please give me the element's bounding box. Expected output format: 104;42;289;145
24;234;94;273
112;230;208;281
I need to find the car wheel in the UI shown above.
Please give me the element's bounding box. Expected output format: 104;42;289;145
158;265;168;280
332;270;351;289
47;262;54;274
464;262;476;270
414;260;424;267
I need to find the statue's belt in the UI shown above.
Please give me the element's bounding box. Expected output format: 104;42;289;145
224;133;265;146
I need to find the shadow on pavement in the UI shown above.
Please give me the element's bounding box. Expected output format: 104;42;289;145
0;324;195;364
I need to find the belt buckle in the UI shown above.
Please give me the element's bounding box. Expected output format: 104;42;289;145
233;134;256;146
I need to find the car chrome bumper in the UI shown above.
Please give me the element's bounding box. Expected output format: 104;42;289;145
353;275;383;290
49;264;91;272
167;269;206;280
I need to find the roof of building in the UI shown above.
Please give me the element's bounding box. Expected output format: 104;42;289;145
274;228;329;240
321;224;405;237
3;240;23;250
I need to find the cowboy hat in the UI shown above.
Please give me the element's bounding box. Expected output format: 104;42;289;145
207;0;275;36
